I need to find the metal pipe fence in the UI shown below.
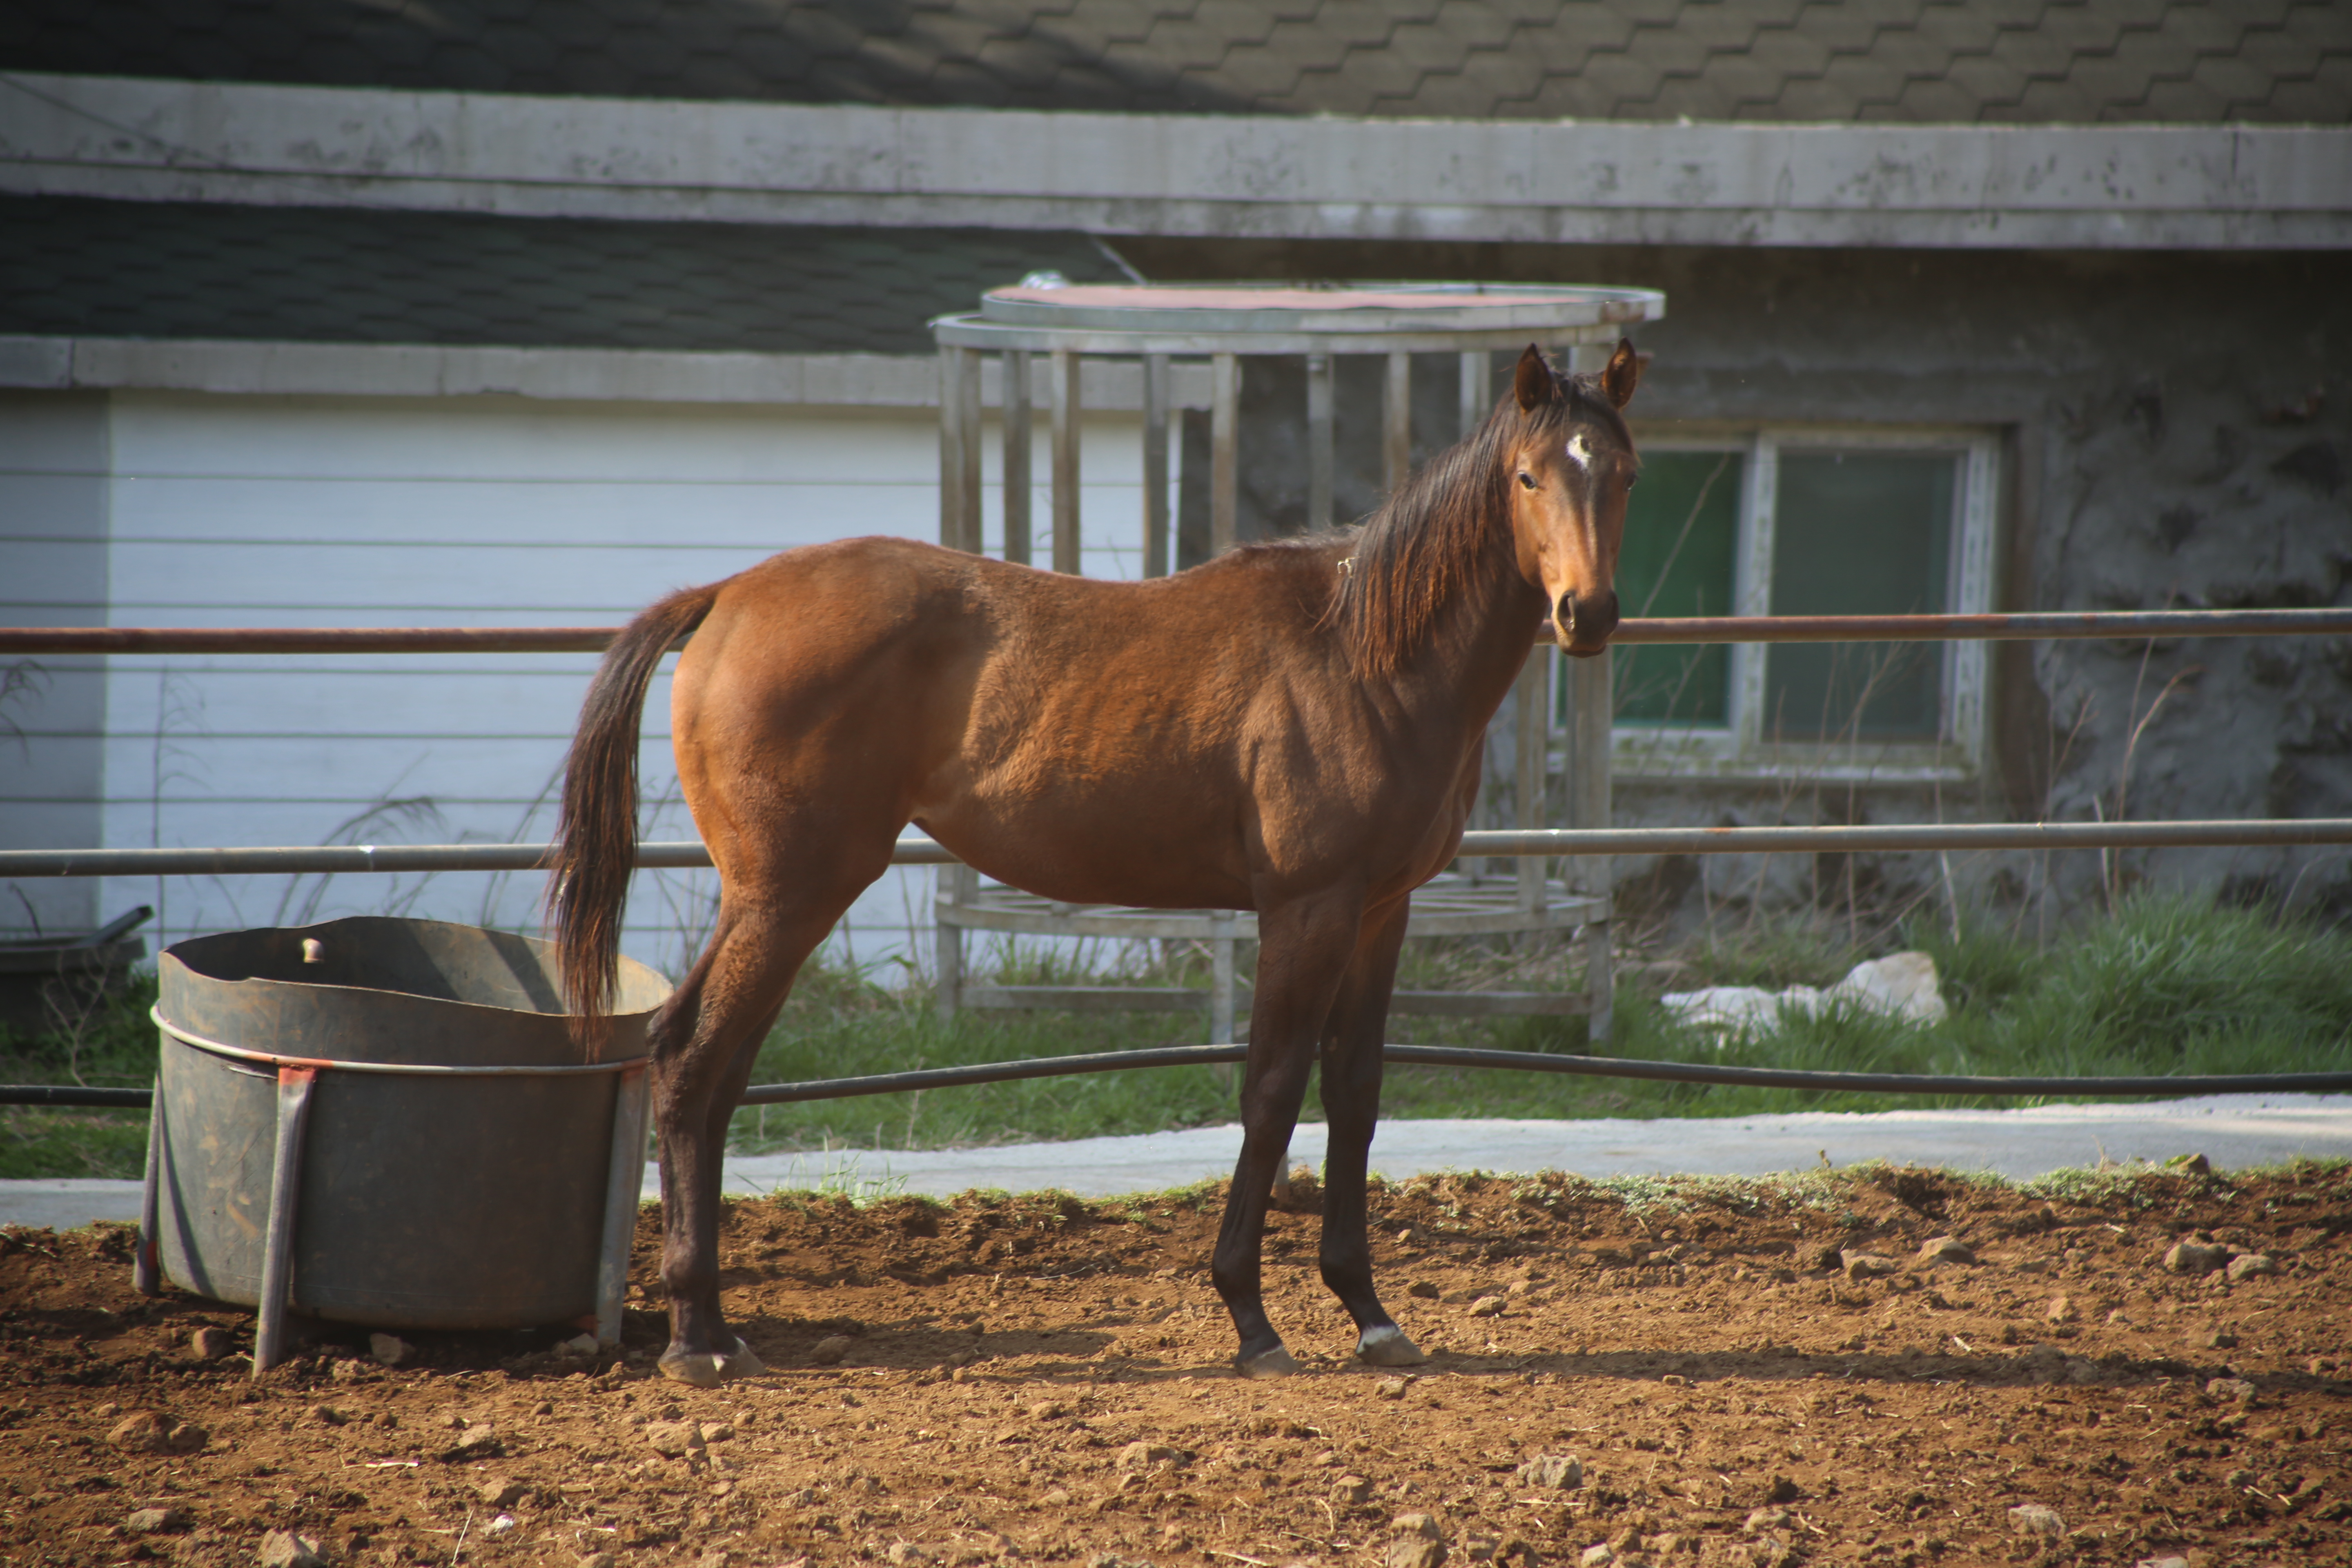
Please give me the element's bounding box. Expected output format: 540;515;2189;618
4;606;2346;1115
5;819;2351;881
19;1045;2352;1113
4;606;2349;657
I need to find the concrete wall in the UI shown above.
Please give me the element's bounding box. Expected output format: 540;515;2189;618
0;387;1166;978
9;74;2349;250
1135;238;2352;925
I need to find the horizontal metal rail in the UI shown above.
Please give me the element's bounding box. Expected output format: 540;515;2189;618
3;607;2348;658
741;1044;2352;1104
0;627;621;655
1;1084;151;1108
1599;607;2352;645
13;1042;2351;1112
6;819;2348;880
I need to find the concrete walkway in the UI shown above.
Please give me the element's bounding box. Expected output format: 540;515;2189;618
709;1093;2352;1199
12;1095;2345;1232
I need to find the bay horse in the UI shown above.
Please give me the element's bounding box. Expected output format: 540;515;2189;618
552;342;1641;1385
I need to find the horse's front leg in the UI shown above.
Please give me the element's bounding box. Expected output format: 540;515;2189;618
1213;886;1362;1377
1316;896;1426;1366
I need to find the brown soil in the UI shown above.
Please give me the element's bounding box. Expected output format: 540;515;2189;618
4;1163;2349;1568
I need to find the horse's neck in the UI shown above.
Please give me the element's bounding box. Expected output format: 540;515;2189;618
1385;555;1545;739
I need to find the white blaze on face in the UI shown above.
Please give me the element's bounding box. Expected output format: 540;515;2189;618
1564;433;1594;472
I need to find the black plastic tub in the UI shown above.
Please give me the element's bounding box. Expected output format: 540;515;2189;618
140;917;669;1370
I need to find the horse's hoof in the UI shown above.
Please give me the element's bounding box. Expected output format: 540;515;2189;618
1355;1325;1428;1367
1236;1346;1303;1379
657;1348;728;1388
657;1336;766;1387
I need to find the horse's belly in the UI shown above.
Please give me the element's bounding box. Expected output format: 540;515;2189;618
915;788;1252;912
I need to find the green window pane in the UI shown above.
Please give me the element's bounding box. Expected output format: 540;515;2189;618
1610;450;1741;728
1767;452;1955;741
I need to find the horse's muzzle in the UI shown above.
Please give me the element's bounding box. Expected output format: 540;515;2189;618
1556;589;1619;659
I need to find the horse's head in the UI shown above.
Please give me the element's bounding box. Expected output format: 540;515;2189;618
1504;341;1641;658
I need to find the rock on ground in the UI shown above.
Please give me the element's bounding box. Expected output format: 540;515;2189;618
1516;1454;1583;1489
257;1530;324;1568
2008;1504;2065;1537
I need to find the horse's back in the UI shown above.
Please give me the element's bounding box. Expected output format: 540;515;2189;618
665;532;1467;907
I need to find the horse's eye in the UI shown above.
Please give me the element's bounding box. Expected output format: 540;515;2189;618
1517;472;1537;490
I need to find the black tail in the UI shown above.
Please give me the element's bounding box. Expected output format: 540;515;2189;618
550;581;721;1035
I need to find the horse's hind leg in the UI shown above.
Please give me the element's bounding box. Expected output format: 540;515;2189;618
1316;897;1426;1367
648;883;861;1387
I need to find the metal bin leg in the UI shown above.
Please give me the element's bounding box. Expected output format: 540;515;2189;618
133;1079;163;1296
595;1060;651;1348
253;1064;318;1378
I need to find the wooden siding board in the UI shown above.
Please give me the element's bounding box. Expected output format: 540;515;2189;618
63;392;1161;974
1;390;109;935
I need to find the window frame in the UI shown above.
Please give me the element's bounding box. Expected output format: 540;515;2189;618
1597;423;2000;783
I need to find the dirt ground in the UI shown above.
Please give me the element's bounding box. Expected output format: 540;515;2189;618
4;1161;2348;1568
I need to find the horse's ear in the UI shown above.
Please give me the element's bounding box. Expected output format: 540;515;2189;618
1599;337;1641;409
1513;344;1557;412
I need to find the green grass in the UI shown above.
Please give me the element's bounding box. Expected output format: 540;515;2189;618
2;894;2345;1178
729;958;1236;1157
0;972;160;1179
729;891;2352;1152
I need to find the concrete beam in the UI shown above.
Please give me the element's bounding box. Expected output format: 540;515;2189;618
0;334;1211;407
3;73;2345;250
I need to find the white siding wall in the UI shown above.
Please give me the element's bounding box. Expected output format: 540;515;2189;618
0;391;111;938
24;388;1158;981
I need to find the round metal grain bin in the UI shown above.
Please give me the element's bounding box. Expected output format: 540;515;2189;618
140;917;669;1367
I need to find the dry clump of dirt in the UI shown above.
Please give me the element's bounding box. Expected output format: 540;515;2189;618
2;1161;2348;1568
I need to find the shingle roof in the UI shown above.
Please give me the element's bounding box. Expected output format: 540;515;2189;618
1;0;2342;125
0;196;1126;354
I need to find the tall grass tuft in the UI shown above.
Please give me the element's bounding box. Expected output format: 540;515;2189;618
2015;895;2352;1062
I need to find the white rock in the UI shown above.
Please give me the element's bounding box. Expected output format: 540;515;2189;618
1657;985;1822;1036
1662;951;1947;1036
1828;951;1947;1024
